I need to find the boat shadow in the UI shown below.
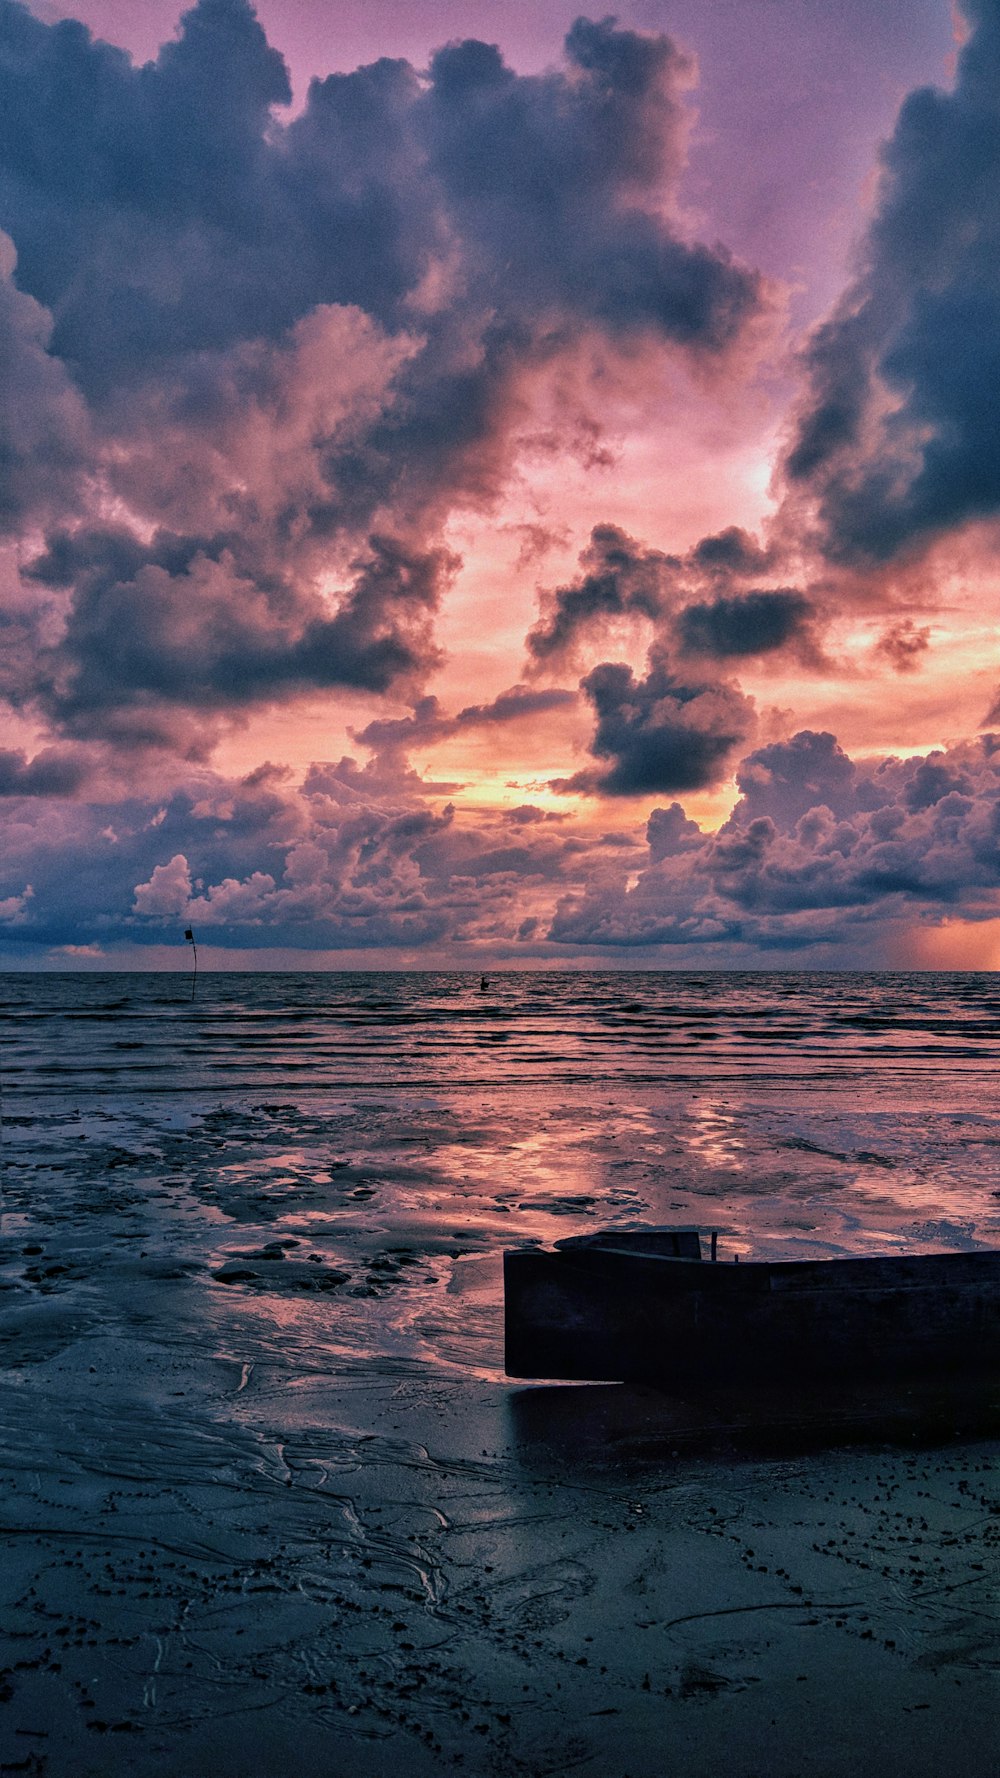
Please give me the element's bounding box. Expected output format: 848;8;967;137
505;1371;1000;1470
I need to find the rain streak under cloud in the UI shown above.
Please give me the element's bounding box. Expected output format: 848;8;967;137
3;0;1000;968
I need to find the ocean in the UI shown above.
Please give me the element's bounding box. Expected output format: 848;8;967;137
3;969;1000;1385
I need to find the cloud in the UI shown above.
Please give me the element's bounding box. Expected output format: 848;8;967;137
132;852;193;916
676;587;817;659
4;724;1000;963
0;884;32;923
0;743;628;954
873;618;931;672
549;730;1000;955
500;804;567;827
0;744;90;795
0;0;765;752
646;800;704;861
0;232;89;533
526;524;679;664
354;682;576;756
8;1;998;969
784;0;1000;563
423;19;760;350
733;729;857;825
554;655;755;797
983;687;1000;728
18;529;453;744
688;526;774;577
525;522;818;678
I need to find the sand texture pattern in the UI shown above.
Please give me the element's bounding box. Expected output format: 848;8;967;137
2;974;1000;1774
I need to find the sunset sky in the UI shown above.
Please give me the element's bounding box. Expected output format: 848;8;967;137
2;0;1000;968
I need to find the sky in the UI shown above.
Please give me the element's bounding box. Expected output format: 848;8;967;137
2;0;1000;970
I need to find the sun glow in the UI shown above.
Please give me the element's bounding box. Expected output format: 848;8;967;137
904;918;1000;971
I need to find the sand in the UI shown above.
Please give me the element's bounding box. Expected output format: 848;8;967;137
2;1084;1000;1776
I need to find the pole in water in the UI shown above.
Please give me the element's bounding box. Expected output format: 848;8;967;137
184;926;198;1000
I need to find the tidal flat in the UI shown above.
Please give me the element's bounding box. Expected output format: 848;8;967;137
2;973;1000;1775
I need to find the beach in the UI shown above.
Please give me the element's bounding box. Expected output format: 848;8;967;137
2;972;1000;1775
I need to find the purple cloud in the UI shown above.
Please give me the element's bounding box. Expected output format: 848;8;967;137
549;732;1000;955
0;0;765;753
785;0;1000;563
553;655;755;798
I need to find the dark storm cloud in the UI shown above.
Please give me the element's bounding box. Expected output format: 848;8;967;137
688;526;774;577
554;655;755;797
0;0;766;743
785;0;1000;562
423;20;759;349
526;523;815;672
0;0;294;396
676;587;816;659
0;3;759;393
0;745;90;795
0;236;88;532
18;528;452;743
548;730;1000;954
526;525;680;664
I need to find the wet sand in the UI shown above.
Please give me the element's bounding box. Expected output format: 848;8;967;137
2;1079;1000;1775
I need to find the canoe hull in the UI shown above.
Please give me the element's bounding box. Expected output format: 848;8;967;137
504;1243;1000;1385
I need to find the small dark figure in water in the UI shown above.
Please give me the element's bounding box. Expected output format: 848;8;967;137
480;975;489;991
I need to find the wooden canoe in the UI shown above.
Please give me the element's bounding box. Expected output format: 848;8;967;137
503;1228;1000;1386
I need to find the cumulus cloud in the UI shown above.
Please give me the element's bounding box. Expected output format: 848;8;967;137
132;853;193;917
0;0;765;753
646;800;703;861
17;528;454;745
526;522;817;677
733;729;857;825
0;884;32;923
553;655;756;797
549;731;1000;955
784;0;1000;563
0;738;634;954
3;722;1000;963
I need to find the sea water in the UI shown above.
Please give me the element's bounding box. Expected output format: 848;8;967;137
2;970;1000;1384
